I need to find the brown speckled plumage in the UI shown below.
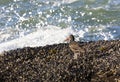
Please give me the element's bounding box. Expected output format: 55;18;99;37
65;35;85;59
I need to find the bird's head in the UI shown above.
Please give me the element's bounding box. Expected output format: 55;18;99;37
64;34;75;43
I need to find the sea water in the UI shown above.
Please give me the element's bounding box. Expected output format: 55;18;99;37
0;0;120;53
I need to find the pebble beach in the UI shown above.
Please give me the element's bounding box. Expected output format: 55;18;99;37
0;40;120;82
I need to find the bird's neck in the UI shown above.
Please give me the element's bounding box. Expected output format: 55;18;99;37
70;40;75;43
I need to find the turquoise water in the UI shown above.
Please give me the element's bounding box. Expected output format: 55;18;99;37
0;0;120;52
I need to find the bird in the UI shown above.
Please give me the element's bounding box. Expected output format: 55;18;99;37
64;34;85;59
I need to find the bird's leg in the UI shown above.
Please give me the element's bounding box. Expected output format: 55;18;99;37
73;53;80;59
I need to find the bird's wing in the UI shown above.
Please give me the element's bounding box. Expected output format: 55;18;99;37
69;42;80;51
69;42;85;53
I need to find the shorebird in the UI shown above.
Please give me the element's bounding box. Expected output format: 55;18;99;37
64;34;85;59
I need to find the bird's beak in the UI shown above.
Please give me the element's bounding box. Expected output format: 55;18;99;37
64;36;70;42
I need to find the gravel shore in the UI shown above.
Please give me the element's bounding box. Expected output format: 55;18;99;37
0;40;120;82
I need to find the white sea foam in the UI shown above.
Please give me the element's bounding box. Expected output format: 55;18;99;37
0;24;118;54
0;25;83;53
62;0;77;3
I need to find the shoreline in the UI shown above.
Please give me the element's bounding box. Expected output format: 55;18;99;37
0;40;120;82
